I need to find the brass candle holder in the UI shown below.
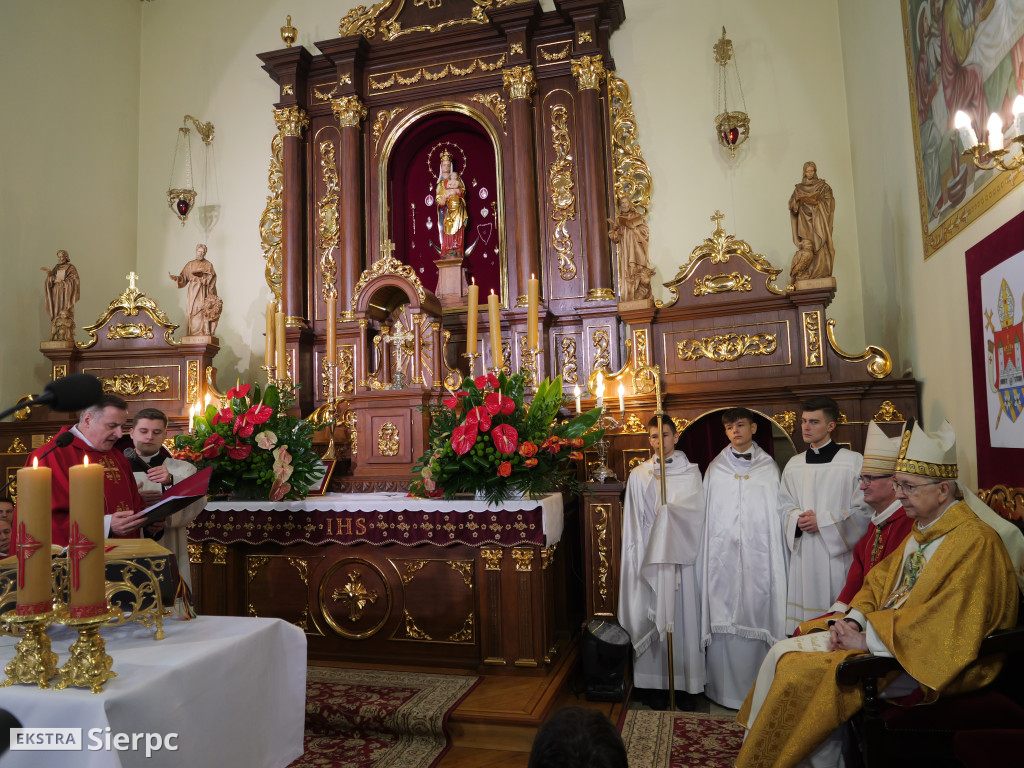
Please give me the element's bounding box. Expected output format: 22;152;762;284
461;350;481;379
261;363;278;384
0;610;58;689
53;607;118;693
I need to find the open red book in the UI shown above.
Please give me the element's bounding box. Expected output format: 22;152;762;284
140;466;212;525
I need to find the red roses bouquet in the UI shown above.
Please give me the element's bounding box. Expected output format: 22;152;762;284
172;382;321;500
410;372;603;504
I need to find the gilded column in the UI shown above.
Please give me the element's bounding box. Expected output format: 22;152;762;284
274;106;310;323
502;66;541;307
571;55;613;301
332;96;367;320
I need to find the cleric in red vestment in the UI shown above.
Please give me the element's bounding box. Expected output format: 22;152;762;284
23;393;147;546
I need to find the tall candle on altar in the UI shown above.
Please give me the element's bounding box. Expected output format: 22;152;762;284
466;279;479;356
15;458;52;616
275;303;287;377
573;384;581;415
618;382;625;415
527;273;539;351
488;289;502;367
68;455;105;618
265;302;275;369
326;294;337;367
595;371;604;409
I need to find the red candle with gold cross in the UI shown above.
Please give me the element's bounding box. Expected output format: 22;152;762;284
15;458;52;616
68;456;106;618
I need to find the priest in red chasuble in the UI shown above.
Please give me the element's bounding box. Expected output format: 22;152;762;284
24;393;147;546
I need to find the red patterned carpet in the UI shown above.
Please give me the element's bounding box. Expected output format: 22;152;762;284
288;667;479;768
621;710;745;768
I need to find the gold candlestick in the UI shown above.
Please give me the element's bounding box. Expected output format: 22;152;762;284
53;608;118;693
0;610;58;688
461;351;481;379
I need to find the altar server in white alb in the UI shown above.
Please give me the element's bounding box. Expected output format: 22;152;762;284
779;395;870;633
618;417;706;698
700;407;787;709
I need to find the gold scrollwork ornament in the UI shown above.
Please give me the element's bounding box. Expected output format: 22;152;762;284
378;422;400;457
99;374;171;397
676;333;777;363
873;400;905;422
548;104;578;281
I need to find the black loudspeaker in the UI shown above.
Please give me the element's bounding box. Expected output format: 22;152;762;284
581;619;631;702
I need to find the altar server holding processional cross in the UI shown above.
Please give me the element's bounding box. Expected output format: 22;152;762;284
618;417;706;702
700;407;787;709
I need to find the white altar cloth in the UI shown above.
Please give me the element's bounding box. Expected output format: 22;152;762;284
0;616;305;768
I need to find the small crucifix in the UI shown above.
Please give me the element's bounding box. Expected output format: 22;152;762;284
380;239;397;261
125;271;140;291
710;210;725;231
67;521;97;590
379;319;415;389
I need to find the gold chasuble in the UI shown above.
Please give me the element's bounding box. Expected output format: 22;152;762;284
736;500;1018;768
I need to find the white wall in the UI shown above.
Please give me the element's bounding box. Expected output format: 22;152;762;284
0;0;141;408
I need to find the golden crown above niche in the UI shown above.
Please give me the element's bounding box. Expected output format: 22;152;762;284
77;272;179;350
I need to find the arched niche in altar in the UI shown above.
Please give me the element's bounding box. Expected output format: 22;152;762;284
379;105;507;307
676;408;798;476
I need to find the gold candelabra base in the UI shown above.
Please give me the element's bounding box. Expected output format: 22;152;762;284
461;351;481;379
53;609;118;694
0;610;58;689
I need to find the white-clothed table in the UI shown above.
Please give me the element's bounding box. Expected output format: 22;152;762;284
0;616;306;768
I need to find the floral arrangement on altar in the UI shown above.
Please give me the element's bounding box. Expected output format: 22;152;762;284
410;372;603;504
172;382;322;501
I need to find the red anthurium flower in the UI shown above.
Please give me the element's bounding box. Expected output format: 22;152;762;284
456;390;469;398
227;384;251;400
484;392;503;416
211;407;234;425
518;441;538;458
486;373;500;388
474;375;488;390
226;443;252;460
500;396;515;415
465;406;492;432
233;415;255;438
497;461;512;477
442;396;458;409
202;433;225;459
451;424;479;455
246;404;273;425
524;458;538;468
491;423;519;454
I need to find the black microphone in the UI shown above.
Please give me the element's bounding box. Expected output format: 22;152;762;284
0;431;75;496
0;373;103;421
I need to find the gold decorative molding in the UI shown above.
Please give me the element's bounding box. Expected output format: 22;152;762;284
339;0;530;40
594;504;610;605
441;330;462;392
448;613;474;642
607;73;652;218
209;542;227;565
338;345;355;394
403;609;432;640
502;65;536;101
512;547;534;572
378;421;400;457
540;43;571;61
318;140;341;305
187;360;200;405
313;73;353;102
509;42;524;55
540;542;558;570
52;364;68;381
548;104;578;281
332;570;379;622
592;329;611;372
803;311;823;368
273;105;309;137
247;555;270;583
288;557;311;586
693;272;751;296
99;374;171;397
372;107;405;154
622;414;646;434
671;417;690;433
772;410;796;435
371;54;506;91
633;329;650;367
659;211;786;308
469;93;507;132
826;319;893;379
501;340;512;373
339;0;395;38
559;337;579;384
587;287;615;301
260;131;284;302
7;437;27;454
187;543;203;564
281;84;293;96
401;560;428;584
350;242;427;310
577;30;593;44
331;95;367;128
79;272;179;349
343;409;358;457
107;322;154;340
448;560;473;588
481;546;503;571
873;400;905;423
571;55;605;91
676;333;777;362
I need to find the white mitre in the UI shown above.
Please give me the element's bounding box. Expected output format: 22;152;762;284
862;421;901;475
897;419;1024;593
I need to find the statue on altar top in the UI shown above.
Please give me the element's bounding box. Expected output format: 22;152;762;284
435;150;468;258
42;249;80;342
788;161;836;280
608;196;656;302
169;243;222;338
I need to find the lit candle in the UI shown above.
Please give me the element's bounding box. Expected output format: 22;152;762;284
189;404;196;433
987;112;1004;152
204;393;211;411
618;382;625;415
326;293;337;367
954;111;979;150
265;302;275;369
275;304;287;377
15;458;52;616
527;273;540;351
488;289;502;368
1014;94;1024;138
574;384;581;415
68;455;106;618
466;279;479;358
595;371;604;409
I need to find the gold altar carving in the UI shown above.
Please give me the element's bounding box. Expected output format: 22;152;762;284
481;547;502;571
331;95;367;128
512;548;534;572
540;543;557;570
273;106;309;137
260;132;284;302
502;65;536;101
209;542;227;565
188;543;203;564
693;272;752;296
772;410;797;435
592;329;611;371
559;337;578;384
343;409;358;456
372;107;405;154
594;503;610;606
501;340;512;373
187;360;200;405
247;555;271;583
441;330;462;392
78;272;179;349
338;345;355;394
350;242;427;310
401;560;428;584
378;422;400;457
873;400;905;422
370;54;506;91
803;310;823;367
659;211;786;308
622;414;646;434
540;43;571;61
333;570;379;622
449;613;474;643
52;364;68;381
107;323;154;340
676;333;777;363
571;55;606;91
509;41;524;55
826;319;893;379
281;84;293;96
336;0;531;42
448;560;473;588
11;396;32;422
578;30;593;44
313;73;353;102
548;104;578;281
671;417;690;433
338;1;392;38
633;329;650;367
469;93;507;132
98;374;171;397
318;140;340;305
608;74;653;218
7;437;27;453
288;557;311;586
403;609;431;640
624;450;650;474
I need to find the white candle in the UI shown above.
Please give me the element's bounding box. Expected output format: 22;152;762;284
189;404;196;433
987;112;1004;152
1013;94;1024;138
618;382;625;415
595;371;604;409
954;111;978;150
574;384;581;415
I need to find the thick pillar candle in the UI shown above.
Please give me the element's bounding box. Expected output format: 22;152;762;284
574;384;581;415
265;302;275;369
275;304;287;377
68;457;106;618
488;290;502;368
527;274;539;350
618;382;626;415
466;280;479;357
326;294;337;367
15;459;52;616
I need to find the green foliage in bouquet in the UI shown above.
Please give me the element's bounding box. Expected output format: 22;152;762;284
172;382;322;500
410;372;603;504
